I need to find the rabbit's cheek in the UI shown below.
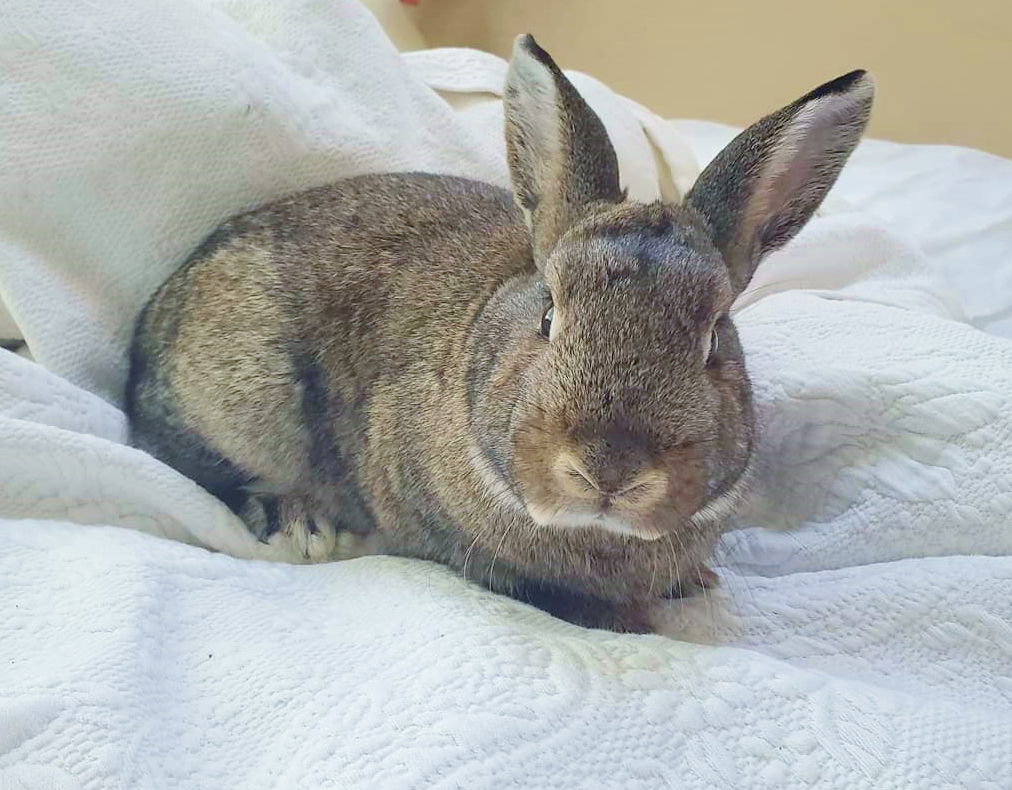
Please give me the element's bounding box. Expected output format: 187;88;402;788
660;446;709;519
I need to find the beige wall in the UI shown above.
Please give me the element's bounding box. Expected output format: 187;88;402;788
405;0;1012;158
361;0;428;51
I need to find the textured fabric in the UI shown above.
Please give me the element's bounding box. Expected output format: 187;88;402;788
1;1;1011;788
1;523;1010;790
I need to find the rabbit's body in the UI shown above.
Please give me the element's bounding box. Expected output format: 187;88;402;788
128;36;873;632
128;173;712;631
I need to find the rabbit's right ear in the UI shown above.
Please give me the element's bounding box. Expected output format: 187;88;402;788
504;35;624;271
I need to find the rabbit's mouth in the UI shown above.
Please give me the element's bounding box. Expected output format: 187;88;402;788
525;504;669;541
513;427;714;540
519;449;752;541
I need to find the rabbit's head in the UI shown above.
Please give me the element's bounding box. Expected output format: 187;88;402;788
469;36;873;544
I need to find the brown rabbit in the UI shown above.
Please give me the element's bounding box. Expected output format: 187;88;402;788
126;35;873;632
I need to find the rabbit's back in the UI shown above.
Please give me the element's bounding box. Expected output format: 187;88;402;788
127;173;531;525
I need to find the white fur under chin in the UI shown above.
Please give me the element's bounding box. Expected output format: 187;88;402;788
526;505;665;540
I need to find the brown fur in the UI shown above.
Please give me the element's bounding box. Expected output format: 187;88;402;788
126;36;873;631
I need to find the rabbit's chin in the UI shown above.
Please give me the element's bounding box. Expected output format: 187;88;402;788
523;503;669;541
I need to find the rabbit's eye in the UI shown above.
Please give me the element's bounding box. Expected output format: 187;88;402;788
705;326;719;364
706;314;730;364
540;304;554;339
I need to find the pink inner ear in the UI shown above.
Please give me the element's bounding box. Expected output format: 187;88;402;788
748;91;866;254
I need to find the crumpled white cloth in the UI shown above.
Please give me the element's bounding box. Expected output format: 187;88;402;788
0;1;1010;788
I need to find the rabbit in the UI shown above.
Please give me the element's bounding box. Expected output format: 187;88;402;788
126;34;873;632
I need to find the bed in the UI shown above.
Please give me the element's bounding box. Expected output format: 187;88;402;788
0;1;1009;787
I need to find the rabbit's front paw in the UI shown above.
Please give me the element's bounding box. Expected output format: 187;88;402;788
239;494;337;563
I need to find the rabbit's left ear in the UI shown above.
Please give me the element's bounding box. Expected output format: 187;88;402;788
686;70;874;293
504;34;624;272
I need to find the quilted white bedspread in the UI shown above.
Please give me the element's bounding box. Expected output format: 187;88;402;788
1;1;1011;788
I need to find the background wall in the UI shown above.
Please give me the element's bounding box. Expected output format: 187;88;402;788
397;0;1012;158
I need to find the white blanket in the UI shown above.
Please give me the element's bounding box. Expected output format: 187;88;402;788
1;1;1010;788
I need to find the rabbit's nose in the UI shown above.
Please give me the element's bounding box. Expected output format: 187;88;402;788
575;427;652;490
553;431;668;507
